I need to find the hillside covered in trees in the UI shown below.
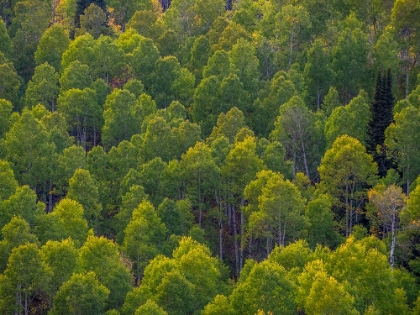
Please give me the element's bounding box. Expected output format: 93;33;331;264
1;0;420;314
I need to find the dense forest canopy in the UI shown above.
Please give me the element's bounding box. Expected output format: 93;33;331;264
1;0;420;314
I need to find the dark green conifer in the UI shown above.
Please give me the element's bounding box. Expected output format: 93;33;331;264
367;69;395;177
73;0;107;35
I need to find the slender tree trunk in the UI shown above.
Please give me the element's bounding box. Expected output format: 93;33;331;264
266;236;270;257
295;116;310;178
76;125;81;146
406;156;410;195
239;200;244;271
345;183;349;237
219;214;223;260
390;210;396;269
288;23;295;69
248;234;253;259
232;202;239;277
350;198;353;234
265;55;270;80
93;126;97;147
82;117;87;151
405;56;409;99
282;222;287;247
48;178;53;213
16;283;21;315
316;86;321;110
215;190;223;260
227;194;232;226
24;291;28;315
299;134;309;178
198;171;202;227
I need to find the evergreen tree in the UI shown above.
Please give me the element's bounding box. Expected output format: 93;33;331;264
73;0;107;35
368;69;395;177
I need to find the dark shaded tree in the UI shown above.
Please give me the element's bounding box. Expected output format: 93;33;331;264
74;0;107;35
367;69;395;177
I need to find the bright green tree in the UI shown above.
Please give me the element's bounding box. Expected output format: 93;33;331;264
0;216;38;272
35;198;89;246
78;235;132;309
273;4;311;69
54;145;86;195
151;56;194;108
67;168;102;230
0;159;18;202
305;194;341;248
34;24;70;72
107;0;154;27
157;198;194;237
391;0;420;97
385;104;420;194
229;39;259;96
324;90;370;148
203;50;231;79
155;237;226;314
230;260;296;315
57;87;102;149
49;272;109;315
202;294;235;315
304;270;359;315
4;243;51;315
127;36;160;90
154;269;196;315
207;107;246;144
124;79;145;98
57;88;102;150
0;18;12;58
0;99;13;138
304;38;334;109
5;108;55;191
89;35;125;82
135;299;168;315
114;184;147;243
0;52;21;106
259;140;294;178
141;116;174;162
40;239;78;304
268;239;313;271
190;35;211;81
61;33;95;70
102;88;139;150
247;171;307;252
137;157;167;205
190;75;221;136
329;236;405;313
322;86;341;116
122;199;167;279
180;142;220;226
25;63;59;111
59;60;93;91
252;71;297;137
0;185;38;230
331;22;369;103
271;95;324;179
318;135;378;236
223;136;264;274
214;22;251;52
9;0;50;81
